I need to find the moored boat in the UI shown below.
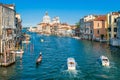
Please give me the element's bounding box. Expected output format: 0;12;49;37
67;57;76;70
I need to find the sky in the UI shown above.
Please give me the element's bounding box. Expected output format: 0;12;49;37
0;0;120;27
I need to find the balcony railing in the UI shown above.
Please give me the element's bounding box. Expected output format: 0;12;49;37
7;35;13;40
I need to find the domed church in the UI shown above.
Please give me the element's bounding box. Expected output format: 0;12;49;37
42;11;51;23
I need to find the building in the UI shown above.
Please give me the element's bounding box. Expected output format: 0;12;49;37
117;17;120;46
36;12;75;36
0;3;22;66
42;12;51;23
37;12;52;34
15;14;22;47
80;15;96;39
0;3;16;66
92;15;107;41
107;12;119;39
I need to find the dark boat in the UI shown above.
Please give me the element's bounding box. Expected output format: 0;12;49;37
36;52;42;64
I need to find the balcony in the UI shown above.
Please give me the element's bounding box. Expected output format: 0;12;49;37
7;35;13;40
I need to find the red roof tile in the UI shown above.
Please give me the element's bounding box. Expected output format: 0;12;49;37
94;15;106;21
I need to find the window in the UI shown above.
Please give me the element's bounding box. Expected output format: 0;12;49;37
109;34;111;38
114;28;117;32
114;34;117;38
114;19;117;23
108;27;111;32
97;30;99;34
98;23;99;27
91;30;92;33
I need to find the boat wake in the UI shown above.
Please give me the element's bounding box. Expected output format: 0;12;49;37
62;70;79;78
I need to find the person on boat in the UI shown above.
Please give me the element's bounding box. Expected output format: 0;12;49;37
39;52;42;57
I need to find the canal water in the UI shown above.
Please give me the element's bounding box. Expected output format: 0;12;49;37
0;31;120;80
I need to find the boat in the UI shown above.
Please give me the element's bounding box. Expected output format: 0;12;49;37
41;39;44;42
67;58;76;70
10;49;24;59
36;52;42;64
22;41;30;44
100;55;110;66
16;50;24;54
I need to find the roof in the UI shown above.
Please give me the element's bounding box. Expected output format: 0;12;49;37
112;12;119;15
94;15;107;21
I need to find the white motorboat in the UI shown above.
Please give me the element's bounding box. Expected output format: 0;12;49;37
67;58;76;70
41;39;44;42
22;41;30;44
16;50;24;54
11;49;24;59
100;55;110;66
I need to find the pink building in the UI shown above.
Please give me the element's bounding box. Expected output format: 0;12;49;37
93;15;107;40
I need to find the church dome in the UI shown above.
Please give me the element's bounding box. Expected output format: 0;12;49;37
43;12;51;23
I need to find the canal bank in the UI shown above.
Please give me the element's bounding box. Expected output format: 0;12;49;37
0;32;120;80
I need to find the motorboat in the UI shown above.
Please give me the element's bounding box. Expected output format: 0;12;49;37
67;58;76;70
10;49;24;59
22;41;30;44
16;49;24;54
100;55;110;66
36;52;42;64
41;39;44;42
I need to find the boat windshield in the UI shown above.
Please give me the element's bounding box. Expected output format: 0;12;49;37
69;62;74;64
103;59;108;61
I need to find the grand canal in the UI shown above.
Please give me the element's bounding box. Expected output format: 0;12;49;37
0;32;120;80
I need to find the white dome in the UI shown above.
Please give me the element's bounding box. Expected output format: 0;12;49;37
42;12;51;23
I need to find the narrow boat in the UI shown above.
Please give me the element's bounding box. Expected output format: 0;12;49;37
67;58;76;70
36;52;42;64
100;55;110;66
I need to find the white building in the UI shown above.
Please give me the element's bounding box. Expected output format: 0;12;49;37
117;17;120;46
107;12;119;39
42;12;51;23
80;15;96;39
52;17;60;24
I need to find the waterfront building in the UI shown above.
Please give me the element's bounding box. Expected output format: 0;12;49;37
37;12;51;34
107;12;119;39
117;17;120;40
0;3;16;66
92;15;107;41
28;27;37;32
115;16;120;46
0;3;22;66
52;17;60;24
37;12;75;36
15;14;22;47
80;15;96;39
57;23;74;36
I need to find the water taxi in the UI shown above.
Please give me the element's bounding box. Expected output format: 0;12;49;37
67;58;76;70
41;39;44;42
100;55;110;66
